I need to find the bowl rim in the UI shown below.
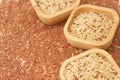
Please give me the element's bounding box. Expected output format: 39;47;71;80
29;0;80;19
60;48;120;80
64;4;119;46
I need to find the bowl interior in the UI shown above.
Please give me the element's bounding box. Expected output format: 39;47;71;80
34;0;80;17
67;6;116;44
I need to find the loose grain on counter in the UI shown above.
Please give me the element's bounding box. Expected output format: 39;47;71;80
0;0;120;80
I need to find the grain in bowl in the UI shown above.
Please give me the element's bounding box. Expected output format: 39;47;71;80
64;4;119;49
35;0;76;15
60;48;120;80
69;12;113;43
29;0;80;25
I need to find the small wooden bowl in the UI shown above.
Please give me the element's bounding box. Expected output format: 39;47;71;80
64;4;119;49
60;48;120;80
29;0;80;25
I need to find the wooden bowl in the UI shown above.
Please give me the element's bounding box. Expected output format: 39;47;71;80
60;48;120;80
29;0;80;25
64;4;119;49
